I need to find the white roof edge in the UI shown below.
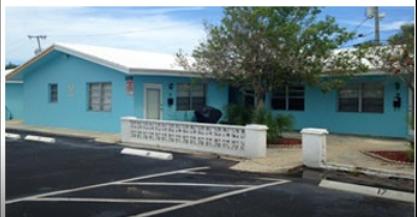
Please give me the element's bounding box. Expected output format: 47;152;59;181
129;68;207;78
6;80;24;84
320;70;390;77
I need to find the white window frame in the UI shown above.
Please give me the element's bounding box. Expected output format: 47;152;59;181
87;82;112;112
338;83;384;113
271;85;305;111
176;83;206;111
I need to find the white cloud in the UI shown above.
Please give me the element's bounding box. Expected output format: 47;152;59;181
379;20;415;31
5;7;207;63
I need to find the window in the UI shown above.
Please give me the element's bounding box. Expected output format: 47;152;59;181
271;85;305;111
338;86;360;112
288;86;305;111
49;83;58;103
338;83;384;113
271;87;286;110
362;84;384;113
176;83;206;111
88;82;112;112
243;90;255;108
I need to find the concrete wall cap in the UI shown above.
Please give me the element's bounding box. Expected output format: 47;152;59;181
245;124;269;130
121;116;138;121
300;128;329;135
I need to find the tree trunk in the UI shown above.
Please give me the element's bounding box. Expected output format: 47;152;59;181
255;92;265;111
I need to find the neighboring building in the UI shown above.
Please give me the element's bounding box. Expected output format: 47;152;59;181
6;43;411;138
5;69;24;120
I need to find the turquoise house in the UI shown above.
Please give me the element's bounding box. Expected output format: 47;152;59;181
6;43;411;138
5;69;24;120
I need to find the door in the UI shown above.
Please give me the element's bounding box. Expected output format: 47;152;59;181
144;84;162;119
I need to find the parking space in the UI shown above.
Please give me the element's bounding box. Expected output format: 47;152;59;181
6;130;414;217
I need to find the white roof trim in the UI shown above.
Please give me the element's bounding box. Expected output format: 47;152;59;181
6;80;24;84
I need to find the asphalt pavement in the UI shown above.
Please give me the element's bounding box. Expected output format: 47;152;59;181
5;130;414;217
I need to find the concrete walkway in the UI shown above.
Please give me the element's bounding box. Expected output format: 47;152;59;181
6;120;120;144
231;132;414;177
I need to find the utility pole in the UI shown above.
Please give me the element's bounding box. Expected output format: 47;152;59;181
28;35;47;55
366;7;385;45
373;7;380;44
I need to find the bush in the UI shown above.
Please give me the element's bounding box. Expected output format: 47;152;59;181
225;104;253;125
225;105;294;143
252;109;294;143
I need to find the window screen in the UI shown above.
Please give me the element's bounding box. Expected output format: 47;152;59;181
271;87;286;110
176;83;206;111
288;86;305;111
88;82;112;112
271;85;305;111
338;86;360;112
362;83;384;113
49;83;58;103
338;83;384;113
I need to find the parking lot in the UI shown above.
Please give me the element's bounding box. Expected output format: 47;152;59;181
6;130;414;217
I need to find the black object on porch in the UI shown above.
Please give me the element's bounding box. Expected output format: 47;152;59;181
194;106;222;123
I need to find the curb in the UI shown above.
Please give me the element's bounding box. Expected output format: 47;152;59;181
121;148;173;160
24;135;56;143
319;179;415;203
6;133;21;140
362;151;414;166
323;163;414;180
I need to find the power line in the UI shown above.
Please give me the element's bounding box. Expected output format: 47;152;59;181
352;17;371;33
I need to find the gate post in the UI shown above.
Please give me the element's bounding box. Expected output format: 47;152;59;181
245;124;268;158
301;128;328;168
121;116;137;143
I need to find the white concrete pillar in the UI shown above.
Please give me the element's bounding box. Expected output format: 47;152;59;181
121;116;137;143
301;128;328;168
245;124;268;158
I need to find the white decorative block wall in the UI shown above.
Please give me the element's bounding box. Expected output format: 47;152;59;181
121;117;268;158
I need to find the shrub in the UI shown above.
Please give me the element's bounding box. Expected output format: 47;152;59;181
252;109;294;143
275;114;294;138
225;104;253;125
225;105;294;143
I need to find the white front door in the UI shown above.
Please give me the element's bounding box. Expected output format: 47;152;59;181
144;84;162;119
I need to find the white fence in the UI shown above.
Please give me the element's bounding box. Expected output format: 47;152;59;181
121;117;267;158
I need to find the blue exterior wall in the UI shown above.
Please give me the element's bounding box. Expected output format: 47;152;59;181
20;51;228;132
23;51;135;132
133;75;229;121
5;83;24;120
263;75;409;138
17;49;408;137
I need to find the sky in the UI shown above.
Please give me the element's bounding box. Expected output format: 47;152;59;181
5;6;415;64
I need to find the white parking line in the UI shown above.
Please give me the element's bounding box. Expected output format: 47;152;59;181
30;197;191;204
6;166;209;205
129;179;291;217
179;171;207;175
116;182;254;188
